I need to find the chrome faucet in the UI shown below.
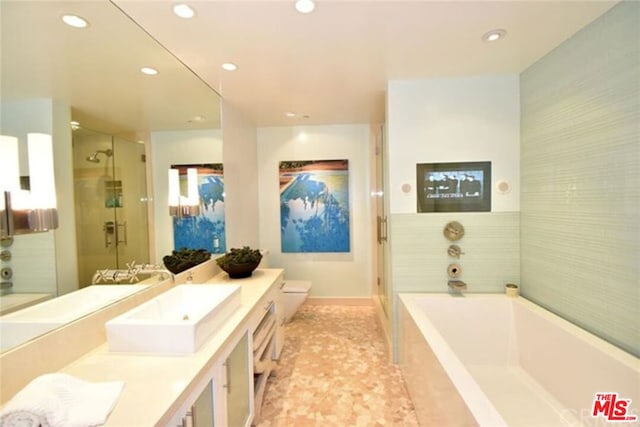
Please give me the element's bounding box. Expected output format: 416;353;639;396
448;280;467;295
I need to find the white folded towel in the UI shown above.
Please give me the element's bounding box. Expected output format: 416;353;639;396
0;373;124;427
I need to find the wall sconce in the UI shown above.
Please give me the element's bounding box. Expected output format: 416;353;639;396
0;133;58;238
168;167;200;217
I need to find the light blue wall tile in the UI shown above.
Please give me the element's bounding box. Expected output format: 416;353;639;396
521;1;639;356
391;212;520;294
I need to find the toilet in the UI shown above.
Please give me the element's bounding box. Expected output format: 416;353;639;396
282;280;312;323
256;250;311;322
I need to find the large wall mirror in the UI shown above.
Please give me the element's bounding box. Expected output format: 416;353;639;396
0;0;222;352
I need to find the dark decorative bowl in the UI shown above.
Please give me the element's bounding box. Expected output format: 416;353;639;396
219;261;260;279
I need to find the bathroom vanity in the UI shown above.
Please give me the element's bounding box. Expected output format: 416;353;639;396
21;268;285;426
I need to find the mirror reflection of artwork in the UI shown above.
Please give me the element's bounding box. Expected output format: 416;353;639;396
417;162;491;213
279;160;350;253
171;164;226;254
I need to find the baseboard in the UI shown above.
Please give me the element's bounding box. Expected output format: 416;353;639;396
304;297;373;306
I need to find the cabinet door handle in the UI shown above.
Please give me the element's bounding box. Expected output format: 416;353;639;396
279;281;285;290
223;360;231;395
264;300;274;311
381;216;388;242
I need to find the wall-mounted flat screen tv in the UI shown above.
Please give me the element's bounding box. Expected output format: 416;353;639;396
416;161;491;213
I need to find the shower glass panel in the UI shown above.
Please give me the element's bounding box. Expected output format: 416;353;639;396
72;128;149;286
111;136;149;269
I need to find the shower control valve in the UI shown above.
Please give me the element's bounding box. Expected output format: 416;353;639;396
1;267;13;280
0;250;11;261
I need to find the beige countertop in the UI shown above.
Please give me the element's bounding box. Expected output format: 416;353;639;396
0;293;53;316
58;268;284;426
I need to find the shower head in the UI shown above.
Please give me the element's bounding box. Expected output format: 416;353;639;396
85;149;113;163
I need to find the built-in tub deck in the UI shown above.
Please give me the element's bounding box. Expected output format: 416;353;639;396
466;365;575;426
399;293;639;427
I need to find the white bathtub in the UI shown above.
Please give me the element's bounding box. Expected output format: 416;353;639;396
399;294;639;427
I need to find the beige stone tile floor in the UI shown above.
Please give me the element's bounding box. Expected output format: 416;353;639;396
256;305;419;427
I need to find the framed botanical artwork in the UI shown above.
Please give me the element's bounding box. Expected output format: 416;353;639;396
416;161;491;213
279;159;350;253
171;163;226;253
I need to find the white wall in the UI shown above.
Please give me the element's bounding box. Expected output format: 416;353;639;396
150;129;223;262
221;101;259;249
386;74;521;293
386;75;521;359
387;74;520;213
257;124;373;298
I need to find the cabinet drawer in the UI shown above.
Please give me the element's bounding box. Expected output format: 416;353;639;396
252;302;275;352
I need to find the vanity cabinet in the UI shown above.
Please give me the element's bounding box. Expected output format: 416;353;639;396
169;272;285;427
8;269;289;426
249;275;285;423
274;279;285;360
173;330;252;427
215;331;252;427
192;381;215;426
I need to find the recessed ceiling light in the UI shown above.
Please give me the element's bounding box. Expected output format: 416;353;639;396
295;0;315;14
482;29;507;42
62;14;89;28
285;112;296;118
221;63;238;71
70;121;80;130
140;67;159;76
173;4;195;19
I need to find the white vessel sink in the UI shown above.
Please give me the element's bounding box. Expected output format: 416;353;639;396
105;284;241;354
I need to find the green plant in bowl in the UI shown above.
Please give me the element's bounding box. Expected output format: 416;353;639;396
163;248;211;274
216;247;262;278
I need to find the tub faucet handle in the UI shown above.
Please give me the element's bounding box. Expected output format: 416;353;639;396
447;244;464;258
448;280;467;294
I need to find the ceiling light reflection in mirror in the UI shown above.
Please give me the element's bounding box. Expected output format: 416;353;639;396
1;0;221;139
0;0;222;353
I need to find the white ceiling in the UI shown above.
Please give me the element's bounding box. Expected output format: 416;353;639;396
114;0;618;127
1;1;618;135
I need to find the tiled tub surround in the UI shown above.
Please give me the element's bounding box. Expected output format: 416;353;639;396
258;305;419;426
391;212;520;294
399;294;640;427
520;1;639;357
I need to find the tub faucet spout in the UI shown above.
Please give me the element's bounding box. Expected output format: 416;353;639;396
448;280;467;295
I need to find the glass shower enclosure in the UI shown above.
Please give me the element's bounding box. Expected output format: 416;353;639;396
72;127;149;286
